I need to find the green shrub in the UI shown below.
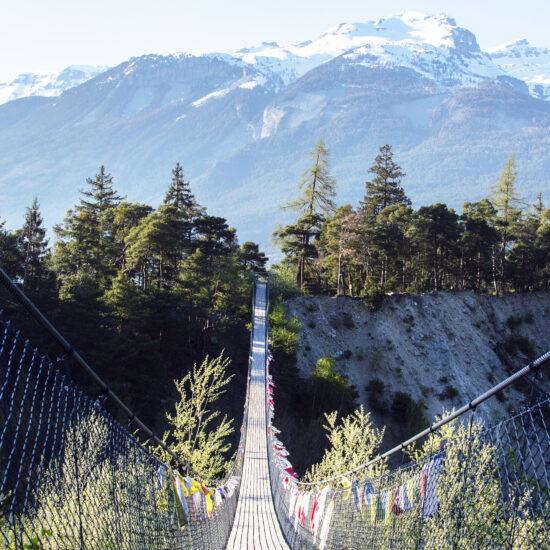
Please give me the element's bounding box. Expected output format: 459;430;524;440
362;284;385;310
329;316;340;329
269;298;302;358
502;335;535;358
390;391;428;436
365;377;387;412
370;347;384;370
342;312;355;328
439;384;459;400
506;314;523;330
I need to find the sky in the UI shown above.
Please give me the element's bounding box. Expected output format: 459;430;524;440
1;0;549;82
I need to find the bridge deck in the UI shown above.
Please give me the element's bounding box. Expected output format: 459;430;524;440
226;283;289;550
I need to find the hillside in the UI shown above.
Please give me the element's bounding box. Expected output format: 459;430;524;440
2;12;550;258
285;291;550;438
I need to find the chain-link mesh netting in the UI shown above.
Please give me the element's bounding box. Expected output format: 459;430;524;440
0;309;251;550
268;384;550;549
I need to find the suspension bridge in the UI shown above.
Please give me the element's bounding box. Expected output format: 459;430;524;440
1;269;549;549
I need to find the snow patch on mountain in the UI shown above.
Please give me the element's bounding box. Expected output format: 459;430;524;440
261;106;285;138
0;65;107;104
487;40;550;99
192;73;268;107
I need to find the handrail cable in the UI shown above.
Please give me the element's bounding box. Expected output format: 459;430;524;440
0;266;246;484
296;348;550;486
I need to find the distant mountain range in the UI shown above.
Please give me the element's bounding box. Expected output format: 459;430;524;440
1;11;550;256
0;65;108;105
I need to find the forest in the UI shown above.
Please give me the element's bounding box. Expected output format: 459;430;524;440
1;143;549;477
0;164;266;460
274;142;550;302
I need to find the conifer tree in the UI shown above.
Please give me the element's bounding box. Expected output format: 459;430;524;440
460;200;499;291
275;140;337;293
286;140;336;216
163;162;199;220
236;242;268;273
408;203;461;291
490;154;523;292
0;220;23;280
53;166;122;288
80;166;123;217
15;197;49;291
362;144;410;222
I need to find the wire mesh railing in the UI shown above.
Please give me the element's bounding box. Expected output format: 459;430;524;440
266;318;550;547
0;272;258;549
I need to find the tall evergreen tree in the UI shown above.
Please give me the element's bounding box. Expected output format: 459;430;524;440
237;242;268;273
0;221;23;280
53;166;123;289
15;198;49;291
362;144;410;222
163;162;199;219
460;200;499;291
408;204;461;291
318;206;364;296
286;140;336;216
490;154;523;292
276;140;337;293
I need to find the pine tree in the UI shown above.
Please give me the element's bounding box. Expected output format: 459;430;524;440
0;221;24;280
460;200;499;291
125;206;185;290
163;162;199;219
408;204;461;291
286;140;336;216
80;166;123;217
362;144;410;222
318;206;363;296
53;166;123;288
15;197;49;291
276;140;337;293
490;154;524;292
236;242;268;273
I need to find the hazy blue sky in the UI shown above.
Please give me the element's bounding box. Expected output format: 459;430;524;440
1;0;548;81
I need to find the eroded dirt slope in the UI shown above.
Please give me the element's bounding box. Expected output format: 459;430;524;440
285;291;550;426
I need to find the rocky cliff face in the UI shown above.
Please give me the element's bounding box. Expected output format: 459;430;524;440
285;291;550;428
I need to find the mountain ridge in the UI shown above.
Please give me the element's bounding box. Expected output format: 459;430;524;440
2;12;550;257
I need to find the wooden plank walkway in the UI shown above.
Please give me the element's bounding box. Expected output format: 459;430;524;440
226;282;290;550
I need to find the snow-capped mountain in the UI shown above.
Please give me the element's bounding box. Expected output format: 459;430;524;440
229;12;504;90
1;12;550;256
487;40;550;99
0;65;108;104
